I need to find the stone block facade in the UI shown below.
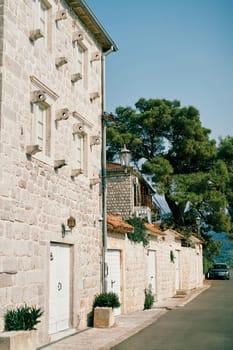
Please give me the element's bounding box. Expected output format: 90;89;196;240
106;164;156;222
107;228;203;314
0;0;116;347
180;243;203;290
107;173;134;218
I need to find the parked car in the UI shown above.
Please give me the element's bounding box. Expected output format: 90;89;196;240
208;263;230;280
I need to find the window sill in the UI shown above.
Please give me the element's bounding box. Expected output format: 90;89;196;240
31;153;54;167
71;169;83;177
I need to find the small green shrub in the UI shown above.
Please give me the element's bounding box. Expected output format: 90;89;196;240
126;217;149;247
88;292;121;327
144;288;155;310
170;250;175;263
4;304;43;331
93;292;120;309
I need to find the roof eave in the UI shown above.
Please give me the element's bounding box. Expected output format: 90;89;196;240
65;0;118;53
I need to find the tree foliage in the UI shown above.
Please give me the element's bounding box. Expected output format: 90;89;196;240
106;98;233;240
217;136;233;227
126;217;149;247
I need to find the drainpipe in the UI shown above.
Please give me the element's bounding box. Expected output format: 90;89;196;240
101;46;114;292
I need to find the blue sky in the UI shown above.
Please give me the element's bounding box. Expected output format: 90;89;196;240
87;0;233;142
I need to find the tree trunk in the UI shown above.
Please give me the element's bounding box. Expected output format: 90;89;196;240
165;194;186;226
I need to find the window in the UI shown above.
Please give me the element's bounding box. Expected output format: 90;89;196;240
71;119;89;177
76;45;84;76
29;76;58;162
74;133;84;170
39;0;47;38
33;103;51;157
32;0;50;47
134;181;140;207
73;42;87;86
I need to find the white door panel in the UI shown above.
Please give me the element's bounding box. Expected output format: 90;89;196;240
148;250;156;298
49;243;70;334
106;250;121;316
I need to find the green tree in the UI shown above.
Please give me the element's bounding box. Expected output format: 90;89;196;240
107;99;174;163
202;234;222;274
106;98;233;238
217;136;233;235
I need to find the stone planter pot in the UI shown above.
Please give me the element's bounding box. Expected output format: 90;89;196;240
0;330;37;350
93;307;115;328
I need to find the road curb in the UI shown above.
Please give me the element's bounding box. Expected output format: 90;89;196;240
178;284;211;307
101;309;167;350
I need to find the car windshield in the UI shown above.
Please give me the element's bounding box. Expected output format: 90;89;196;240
213;264;227;269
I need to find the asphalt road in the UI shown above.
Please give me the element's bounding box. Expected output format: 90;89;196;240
112;274;233;350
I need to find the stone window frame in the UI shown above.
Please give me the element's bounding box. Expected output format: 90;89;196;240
33;102;51;157
29;76;59;165
30;0;52;50
73;132;84;171
71;112;93;177
72;34;88;88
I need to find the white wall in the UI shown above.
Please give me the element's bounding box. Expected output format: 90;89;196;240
108;229;204;314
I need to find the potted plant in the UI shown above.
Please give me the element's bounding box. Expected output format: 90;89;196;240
0;304;43;350
92;292;120;328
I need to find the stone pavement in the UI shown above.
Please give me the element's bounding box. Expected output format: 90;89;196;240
39;284;210;350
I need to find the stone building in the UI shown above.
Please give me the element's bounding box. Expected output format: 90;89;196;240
106;162;158;222
0;0;117;347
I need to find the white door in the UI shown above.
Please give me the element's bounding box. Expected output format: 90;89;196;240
49;243;71;334
174;250;180;291
196;252;200;286
148;250;156;299
106;250;121;316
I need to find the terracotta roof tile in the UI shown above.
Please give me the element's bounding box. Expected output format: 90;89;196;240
107;214;134;233
145;223;165;235
165;229;185;239
106;162;124;171
189;235;204;244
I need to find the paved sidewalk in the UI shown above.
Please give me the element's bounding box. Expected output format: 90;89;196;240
39;284;210;350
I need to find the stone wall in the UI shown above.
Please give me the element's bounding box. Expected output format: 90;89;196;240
107;174;134;219
107;230;204;314
0;0;103;346
155;242;177;300
181;245;203;290
124;238;146;312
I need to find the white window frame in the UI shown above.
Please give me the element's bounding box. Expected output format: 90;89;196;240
72;113;93;177
30;76;58;165
33;103;51;157
74;133;84;170
76;45;84;76
34;0;51;47
72;131;87;174
74;42;87;87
